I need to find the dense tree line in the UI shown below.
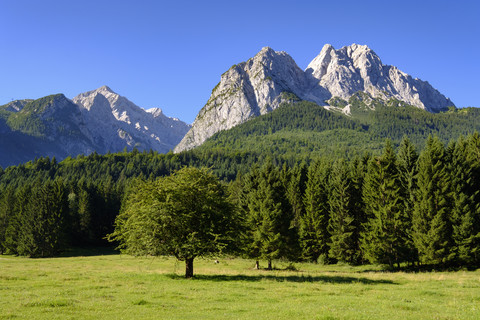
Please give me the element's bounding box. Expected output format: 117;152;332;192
229;134;480;269
1;134;480;269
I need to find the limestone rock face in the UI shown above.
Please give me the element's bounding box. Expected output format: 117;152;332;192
175;44;455;152
73;86;190;153
174;47;329;153
306;44;454;112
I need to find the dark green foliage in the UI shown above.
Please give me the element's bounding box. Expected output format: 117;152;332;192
241;162;295;269
361;141;409;268
449;135;480;266
284;162;308;228
0;186;15;254
300;160;331;262
412;136;454;265
328;159;360;264
396;137;419;262
7;179;68;257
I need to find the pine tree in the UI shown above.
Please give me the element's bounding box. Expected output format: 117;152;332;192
349;156;367;262
243;162;293;269
300;160;330;263
0;186;16;254
5;184;32;255
280;163;302;260
328;159;359;264
9;180;68;257
397;136;419;263
412;136;454;266
361;140;408;268
285;162;308;232
449;135;480;266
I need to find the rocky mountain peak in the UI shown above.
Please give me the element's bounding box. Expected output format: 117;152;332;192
146;107;164;118
73;85;121;111
72;86;190;153
174;46;320;153
174;44;455;153
97;85;115;93
306;44;453;111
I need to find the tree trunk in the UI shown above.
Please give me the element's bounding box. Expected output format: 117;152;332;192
185;258;194;278
267;260;272;270
254;260;260;270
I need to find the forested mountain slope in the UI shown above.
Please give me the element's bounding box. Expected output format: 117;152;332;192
196;96;480;159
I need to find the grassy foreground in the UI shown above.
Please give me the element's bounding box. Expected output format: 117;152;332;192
1;251;479;320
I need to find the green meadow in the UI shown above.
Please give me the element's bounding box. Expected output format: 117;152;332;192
1;251;479;320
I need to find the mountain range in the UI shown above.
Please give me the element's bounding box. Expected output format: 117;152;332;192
174;44;454;152
0;86;189;167
0;44;462;168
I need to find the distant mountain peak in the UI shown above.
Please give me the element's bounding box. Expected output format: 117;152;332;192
72;87;190;153
259;46;274;54
97;85;115;93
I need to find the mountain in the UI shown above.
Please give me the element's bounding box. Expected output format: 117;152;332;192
73;86;190;154
1;94;96;167
0;86;190;168
305;44;453;112
194;98;480;161
174;44;454;153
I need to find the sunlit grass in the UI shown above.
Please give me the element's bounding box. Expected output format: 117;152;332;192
0;252;479;319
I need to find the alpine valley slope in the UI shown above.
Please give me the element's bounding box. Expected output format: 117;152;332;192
0;86;190;168
174;44;454;153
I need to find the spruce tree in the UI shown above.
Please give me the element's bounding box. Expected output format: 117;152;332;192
5;184;32;255
450;135;480;266
242;162;293;269
328;159;359;264
300;160;330;263
397;136;419;263
412;136;454;266
349;156;367;262
361;140;408;268
285;162;307;232
0;186;15;254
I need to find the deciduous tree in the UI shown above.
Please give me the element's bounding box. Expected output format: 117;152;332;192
108;167;235;278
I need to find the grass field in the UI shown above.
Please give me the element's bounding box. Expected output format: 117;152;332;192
1;250;479;319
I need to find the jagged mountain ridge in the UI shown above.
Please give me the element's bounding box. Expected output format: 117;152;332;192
73;86;190;154
0;86;190;167
174;44;454;153
305;44;454;110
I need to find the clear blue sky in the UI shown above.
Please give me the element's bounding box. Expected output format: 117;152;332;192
1;0;479;123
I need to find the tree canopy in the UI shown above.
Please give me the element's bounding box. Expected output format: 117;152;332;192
108;167;235;278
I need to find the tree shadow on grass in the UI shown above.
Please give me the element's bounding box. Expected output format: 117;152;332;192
166;273;397;285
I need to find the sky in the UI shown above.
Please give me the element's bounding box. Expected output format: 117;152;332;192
0;0;479;124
